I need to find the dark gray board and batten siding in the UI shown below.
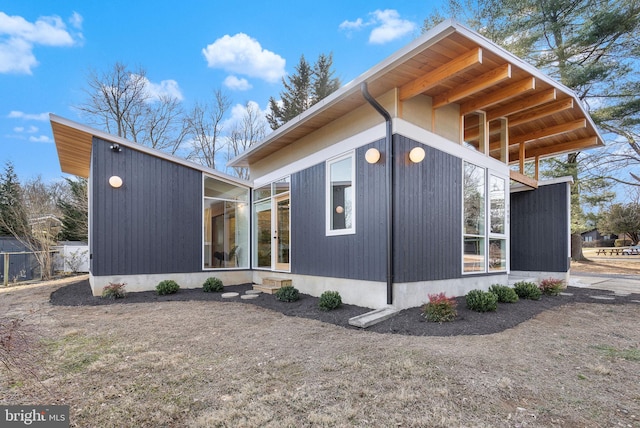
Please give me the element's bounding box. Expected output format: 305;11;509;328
393;135;462;282
510;182;570;272
291;135;463;283
91;137;202;276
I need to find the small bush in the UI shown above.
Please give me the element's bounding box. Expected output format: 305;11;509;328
101;282;126;299
275;285;299;302
465;289;498;312
156;280;180;295
422;292;457;322
539;278;566;296
318;291;342;311
203;277;224;292
513;281;541;300
488;284;519;303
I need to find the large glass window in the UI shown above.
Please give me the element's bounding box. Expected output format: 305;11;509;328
463;164;508;274
326;152;355;235
463;162;485;273
489;175;507;271
203;176;249;269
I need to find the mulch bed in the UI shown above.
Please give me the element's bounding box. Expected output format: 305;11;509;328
49;280;640;337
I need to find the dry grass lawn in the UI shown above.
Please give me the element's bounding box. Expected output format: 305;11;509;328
1;266;639;427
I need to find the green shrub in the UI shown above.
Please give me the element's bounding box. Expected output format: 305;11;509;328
275;285;299;302
513;281;541;300
101;282;126;299
539;278;566;296
318;291;342;311
156;280;180;295
422;292;457;322
203;277;224;292
465;289;498;312
488;284;519;303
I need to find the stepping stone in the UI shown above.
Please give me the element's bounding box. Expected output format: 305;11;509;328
221;292;240;299
241;294;259;300
560;292;573;296
246;290;262;295
589;295;615;300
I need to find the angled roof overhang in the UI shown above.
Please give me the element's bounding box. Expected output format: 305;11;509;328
229;19;603;168
50;114;251;187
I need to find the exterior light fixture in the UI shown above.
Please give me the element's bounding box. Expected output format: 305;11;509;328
110;144;122;152
109;176;123;188
365;148;381;164
335;205;344;214
409;147;426;163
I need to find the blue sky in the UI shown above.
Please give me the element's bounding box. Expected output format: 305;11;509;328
0;1;442;182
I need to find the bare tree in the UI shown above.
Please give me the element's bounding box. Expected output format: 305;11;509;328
184;89;231;169
226;102;267;179
0;175;64;281
76;62;186;154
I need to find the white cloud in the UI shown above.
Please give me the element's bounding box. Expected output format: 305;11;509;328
224;75;252;91
339;18;364;31
8;111;49;121
13;126;24;132
29;135;52;143
69;11;83;30
369;10;416;44
222;101;269;131
0;11;82;74
138;75;184;102
338;9;416;45
202;33;286;83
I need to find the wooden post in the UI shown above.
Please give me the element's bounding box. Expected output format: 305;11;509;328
3;253;8;287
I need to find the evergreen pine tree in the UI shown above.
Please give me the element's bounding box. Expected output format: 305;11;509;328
267;53;341;130
0;161;27;237
57;177;88;242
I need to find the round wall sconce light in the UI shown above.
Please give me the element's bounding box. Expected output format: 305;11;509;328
108;175;123;188
365;148;381;164
335;205;344;214
409;147;426;163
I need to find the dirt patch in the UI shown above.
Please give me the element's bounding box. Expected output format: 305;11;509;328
2;268;640;427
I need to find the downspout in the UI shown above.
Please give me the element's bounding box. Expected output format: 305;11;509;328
360;82;394;306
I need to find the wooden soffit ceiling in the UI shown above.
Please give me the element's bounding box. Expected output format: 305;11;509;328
230;21;603;167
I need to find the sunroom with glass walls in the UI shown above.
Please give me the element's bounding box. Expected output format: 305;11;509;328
203;175;250;270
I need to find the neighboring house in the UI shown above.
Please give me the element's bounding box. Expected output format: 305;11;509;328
0;237;39;282
581;229;617;243
50;21;603;309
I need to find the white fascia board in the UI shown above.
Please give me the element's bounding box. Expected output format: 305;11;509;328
50;114;251;188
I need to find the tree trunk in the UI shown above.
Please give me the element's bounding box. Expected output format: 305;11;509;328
571;233;588;261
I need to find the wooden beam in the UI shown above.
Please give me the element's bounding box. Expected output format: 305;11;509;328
509;119;586;145
519;142;525;173
486;89;556;122
510;170;538;188
399;47;483;101
433;63;511;109
460;77;535;115
525;137;600;159
508;98;574;127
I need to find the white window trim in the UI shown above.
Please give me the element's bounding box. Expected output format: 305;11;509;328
326;151;356;236
462;163;510;275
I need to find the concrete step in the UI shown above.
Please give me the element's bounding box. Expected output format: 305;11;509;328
348;307;400;328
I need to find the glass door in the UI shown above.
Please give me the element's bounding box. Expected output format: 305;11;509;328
255;200;272;268
274;194;290;271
